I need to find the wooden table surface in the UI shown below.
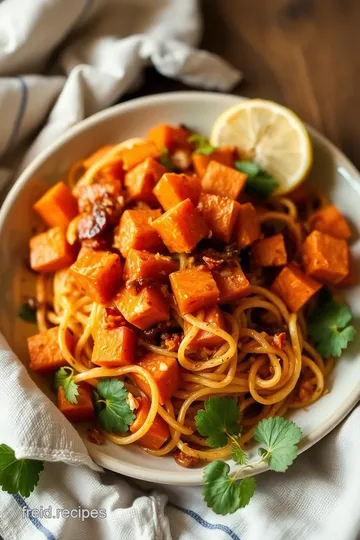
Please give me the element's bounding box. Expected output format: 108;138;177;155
131;0;360;168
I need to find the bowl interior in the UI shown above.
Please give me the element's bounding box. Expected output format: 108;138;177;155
1;92;360;485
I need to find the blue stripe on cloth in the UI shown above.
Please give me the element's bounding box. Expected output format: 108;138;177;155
169;502;241;540
0;76;28;160
12;494;56;540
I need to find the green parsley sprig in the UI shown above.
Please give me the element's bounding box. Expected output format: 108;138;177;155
195;397;302;515
55;366;79;404
0;444;44;497
188;134;216;156
309;289;356;358
93;378;135;434
235;160;279;198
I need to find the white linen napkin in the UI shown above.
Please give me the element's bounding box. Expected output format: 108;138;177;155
0;1;359;540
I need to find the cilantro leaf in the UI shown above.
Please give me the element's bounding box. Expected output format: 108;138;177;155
254;417;302;472
246;174;279;198
203;461;257;515
195;397;240;448
159;147;176;171
93;378;135;434
309;293;356;358
234;160;262;177
231;442;248;465
55;367;79;404
18;303;36;323
234;160;279;198
188;134;216;155
0;444;44;497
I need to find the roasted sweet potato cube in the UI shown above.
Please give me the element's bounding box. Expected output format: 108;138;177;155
130;396;170;449
83;145;115;168
30;227;75;273
308;205;351;240
213;263;251;304
70;250;123;304
197;193;240;243
271;263;322;312
151;199;208;253
33;182;78;229
192;147;235;179
114;284;169;329
148;124;191;152
153;172;201;210
115;209;163;257
338;255;357;287
235;203;261;248
124;157;166;205
124;249;177;281
27;326;72;373
170;265;219;314
117;140;161;171
132;353;181;405
252;234;287;267
92;326;136;367
302;230;349;285
202;161;247;200
57;384;95;423
184;306;227;348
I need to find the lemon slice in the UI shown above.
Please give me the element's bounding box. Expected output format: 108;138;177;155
210;99;313;195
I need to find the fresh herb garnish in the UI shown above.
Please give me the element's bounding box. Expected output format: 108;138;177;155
188;134;216;156
55;367;79;404
93;378;135;434
235;160;279;198
0;444;44;497
309;289;356;358
159;147;176;171
195;397;302;515
18;303;36;323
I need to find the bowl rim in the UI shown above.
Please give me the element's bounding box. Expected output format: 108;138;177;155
1;91;360;485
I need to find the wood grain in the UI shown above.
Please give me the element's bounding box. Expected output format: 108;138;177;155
130;0;360;167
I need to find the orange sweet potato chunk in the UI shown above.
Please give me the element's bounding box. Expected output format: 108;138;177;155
184;306;227;348
153;172;201;210
252;234;287;267
33;182;78;229
130;396;170;449
124;249;177;281
192;147;235;179
132;353;181;405
57;384;95;423
338;255;357;287
70;250;123;304
92;326;136;367
151;198;208;253
76;181;122;214
27;326;72;374
197;193;241;243
30;227;76;273
148;124;191;152
116;209;163;257
114;284;169;329
308;205;352;240
235;203;261;249
302;230;349;285
213;263;251;304
124;157;167;205
202;161;247;200
170;265;219;314
271;263;322;312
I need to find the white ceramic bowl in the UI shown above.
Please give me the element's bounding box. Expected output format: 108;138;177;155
1;92;360;485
